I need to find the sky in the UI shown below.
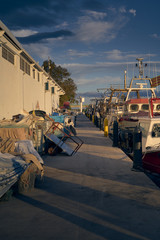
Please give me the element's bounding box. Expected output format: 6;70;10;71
1;0;160;103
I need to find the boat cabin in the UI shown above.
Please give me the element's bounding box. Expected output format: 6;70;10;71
123;98;160;115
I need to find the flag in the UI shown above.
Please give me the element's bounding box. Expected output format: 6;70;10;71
151;76;160;87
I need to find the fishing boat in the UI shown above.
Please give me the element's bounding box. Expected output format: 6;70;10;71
106;87;127;137
118;58;160;174
99;69;130;138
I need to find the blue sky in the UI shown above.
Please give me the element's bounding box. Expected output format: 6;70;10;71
1;0;160;102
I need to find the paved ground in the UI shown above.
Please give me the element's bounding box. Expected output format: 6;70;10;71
1;114;160;240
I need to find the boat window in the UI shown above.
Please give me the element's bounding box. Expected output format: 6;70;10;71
130;104;139;112
152;124;160;138
156;105;160;111
141;104;149;111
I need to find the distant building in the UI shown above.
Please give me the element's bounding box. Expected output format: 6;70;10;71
0;20;65;119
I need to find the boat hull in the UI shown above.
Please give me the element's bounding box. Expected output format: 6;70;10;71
143;151;160;174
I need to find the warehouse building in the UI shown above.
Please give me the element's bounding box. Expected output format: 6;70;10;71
0;20;65;120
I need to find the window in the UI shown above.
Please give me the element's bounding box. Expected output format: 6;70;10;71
156;105;160;111
45;82;49;91
2;47;7;59
51;87;54;94
130;104;139;112
152;124;160;138
33;69;35;79
37;72;40;82
2;46;14;64
141;104;149;111
20;57;30;75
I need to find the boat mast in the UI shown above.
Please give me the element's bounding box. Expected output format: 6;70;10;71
129;58;145;88
136;58;144;78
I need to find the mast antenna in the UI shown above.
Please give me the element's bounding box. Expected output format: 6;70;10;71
136;58;144;78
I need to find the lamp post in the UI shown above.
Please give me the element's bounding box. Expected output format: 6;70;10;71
79;96;85;112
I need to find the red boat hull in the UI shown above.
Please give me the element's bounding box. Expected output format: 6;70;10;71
143;151;160;174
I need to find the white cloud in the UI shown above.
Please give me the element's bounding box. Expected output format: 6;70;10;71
74;9;130;43
62;62;124;70
23;43;50;60
72;74;122;94
61;62;126;79
119;7;136;16
55;21;69;29
151;33;160;40
11;29;38;37
129;9;136;16
104;50;156;61
84;10;107;20
75;7;137;43
108;7;116;13
119;7;127;13
68;49;93;57
76;15;115;42
105;49;124;60
76;76;121;86
105;50;138;61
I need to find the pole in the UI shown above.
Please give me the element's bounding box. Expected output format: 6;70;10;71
112;120;118;147
80;101;82;112
124;70;127;89
132;126;143;171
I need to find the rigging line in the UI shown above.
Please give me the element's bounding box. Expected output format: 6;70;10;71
155;63;158;91
148;54;151;80
126;60;128;88
132;60;134;80
146;79;149;99
144;59;149;99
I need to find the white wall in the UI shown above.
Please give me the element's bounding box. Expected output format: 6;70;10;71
21;69;45;113
0;33;64;119
52;87;60;110
0;47;22;119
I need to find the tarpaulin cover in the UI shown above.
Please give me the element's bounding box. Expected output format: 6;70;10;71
49;115;65;123
15;140;44;164
0;128;29;140
0;152;27;198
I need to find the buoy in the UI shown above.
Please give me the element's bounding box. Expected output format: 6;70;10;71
104;117;108;137
32;110;36;117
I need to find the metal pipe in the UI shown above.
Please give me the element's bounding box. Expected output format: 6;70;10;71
124;70;127;89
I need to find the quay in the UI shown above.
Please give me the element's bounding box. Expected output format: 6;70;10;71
1;114;160;240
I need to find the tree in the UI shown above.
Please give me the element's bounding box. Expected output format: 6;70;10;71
42;60;77;106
